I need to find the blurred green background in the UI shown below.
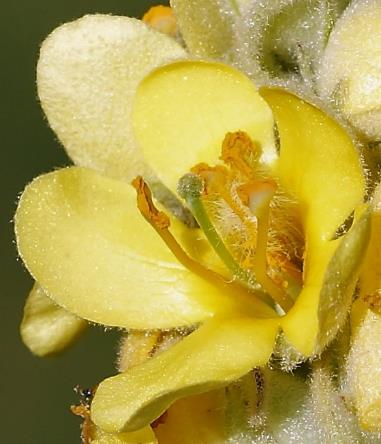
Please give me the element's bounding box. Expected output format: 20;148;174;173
1;1;166;442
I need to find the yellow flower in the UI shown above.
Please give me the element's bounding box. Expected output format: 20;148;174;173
14;9;374;440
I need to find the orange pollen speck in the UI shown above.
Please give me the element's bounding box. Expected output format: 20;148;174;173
142;5;178;37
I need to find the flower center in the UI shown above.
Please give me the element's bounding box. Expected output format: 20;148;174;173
133;131;304;314
131;175;260;304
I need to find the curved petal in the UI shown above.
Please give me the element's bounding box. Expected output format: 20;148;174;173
91;317;278;432
261;89;366;355
20;283;87;357
133;61;276;192
15;167;265;329
37;14;187;181
91;425;157;444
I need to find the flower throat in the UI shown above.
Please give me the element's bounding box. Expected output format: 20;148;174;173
133;131;304;314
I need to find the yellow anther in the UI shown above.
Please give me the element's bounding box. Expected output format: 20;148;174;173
142;6;178;37
241;180;293;311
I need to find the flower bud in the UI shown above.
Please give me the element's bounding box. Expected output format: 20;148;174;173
318;0;381;140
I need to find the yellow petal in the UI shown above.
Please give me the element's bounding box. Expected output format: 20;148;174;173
261;88;365;238
15;167;259;329
91;425;157;444
117;330;184;372
91;317;278;432
154;390;225;443
117;331;162;372
133;61;276;192
20;283;87;357
261;88;365;355
37;14;186;181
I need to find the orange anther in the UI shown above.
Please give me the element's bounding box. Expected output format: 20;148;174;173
132;176;170;230
221;131;259;178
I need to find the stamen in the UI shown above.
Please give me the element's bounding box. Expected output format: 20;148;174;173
131;177;272;307
132;177;170;230
178;173;277;309
179;173;293;312
174;132;302;312
244;181;293;311
192;163;257;232
220;131;260;178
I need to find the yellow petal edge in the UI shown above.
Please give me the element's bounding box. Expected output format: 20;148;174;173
261;87;365;354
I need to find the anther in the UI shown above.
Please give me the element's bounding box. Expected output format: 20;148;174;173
221;131;259;178
244;180;293;311
132;176;170;230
